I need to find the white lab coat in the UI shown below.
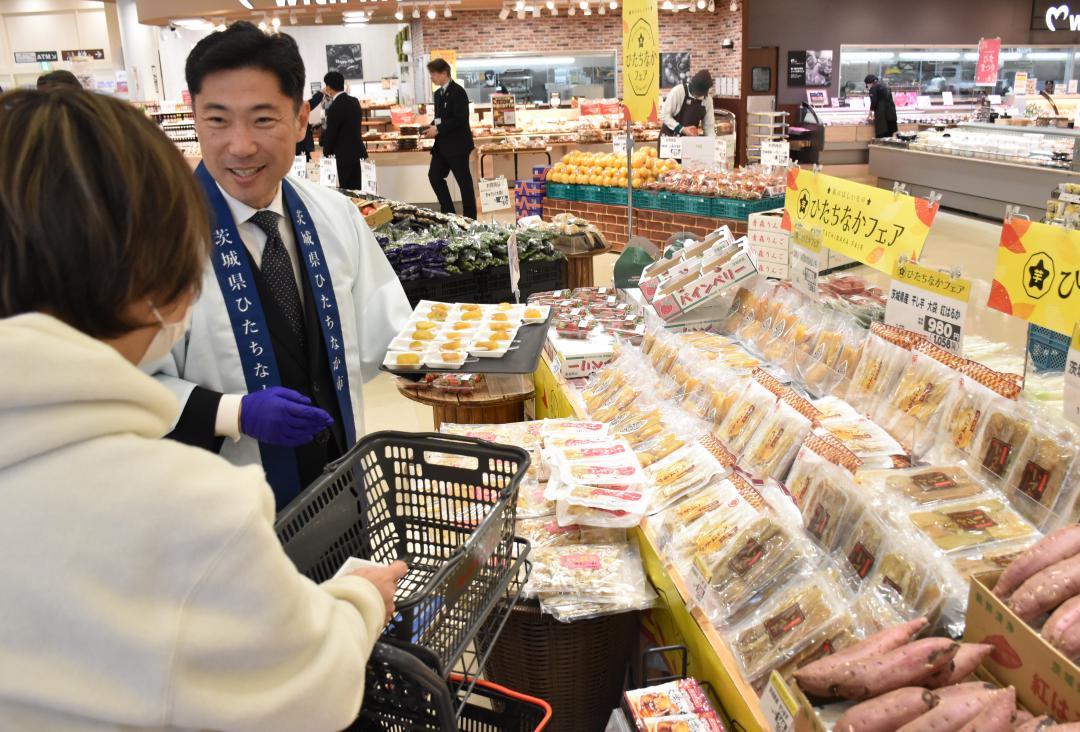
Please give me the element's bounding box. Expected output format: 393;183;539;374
154;174;411;471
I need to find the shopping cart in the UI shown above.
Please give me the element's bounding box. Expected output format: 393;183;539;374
275;431;533;726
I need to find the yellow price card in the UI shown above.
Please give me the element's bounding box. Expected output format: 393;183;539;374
989;218;1080;335
783;168;939;274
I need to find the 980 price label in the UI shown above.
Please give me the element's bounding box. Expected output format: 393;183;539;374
923;315;962;346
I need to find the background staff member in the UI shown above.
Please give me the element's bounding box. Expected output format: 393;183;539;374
321;71;366;189
154;22;410;507
865;74;898;138
661;70;715;137
0;86;406;732
423;58;477;220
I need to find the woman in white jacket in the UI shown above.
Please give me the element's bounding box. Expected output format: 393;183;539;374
0;88;406;731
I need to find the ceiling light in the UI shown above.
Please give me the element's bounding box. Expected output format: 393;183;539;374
728;0;736;9
661;0;673;8
550;5;558;13
258;21;267;30
427;6;437;18
707;0;714;10
568;5;576;14
395;6;404;18
516;8;525;17
598;4;605;13
290;12;297;24
314;12;323;23
271;15;281;28
610;0;617;8
445;5;452;16
216;22;227;30
412;6;420;16
239;0;253;8
499;5;510;18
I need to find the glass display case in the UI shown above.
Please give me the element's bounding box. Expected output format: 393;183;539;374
455;53;617;105
904;122;1077;170
839;45;1080;103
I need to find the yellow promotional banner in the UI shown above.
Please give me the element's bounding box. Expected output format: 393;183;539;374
429;49;457;90
782;168;940;274
988;218;1080;335
621;0;659;123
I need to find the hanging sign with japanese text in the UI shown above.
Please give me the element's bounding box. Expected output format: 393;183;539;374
659;135;682;159
1065;323;1080;426
291;155;308;180
760;140;791;169
989;218;1080;335
319;156;338;188
622;0;660;123
885;259;971;354
479;177;511;212
361;160;378;196
782;168;939;275
976;38;1001;86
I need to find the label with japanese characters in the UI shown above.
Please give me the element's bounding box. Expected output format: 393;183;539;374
360;160;377;196
319;156;338;188
659;135;682;159
1065;323;1080;427
885;260;971;354
989;218;1080;336
790;226;824;296
479;176;511;213
680;136;715;171
622;0;660;123
761;672;799;732
291;155;308;180
760;140;791;168
612;132;630;155
783;168;939;274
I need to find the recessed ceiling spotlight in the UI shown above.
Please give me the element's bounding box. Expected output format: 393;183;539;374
445;5;452;17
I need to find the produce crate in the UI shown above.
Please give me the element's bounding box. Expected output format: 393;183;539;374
577;185;606;204
545;182;576;201
399;271;484;307
600;187;631;206
711;195;787;220
485;258;569;302
667;192;715;217
633;189;665;211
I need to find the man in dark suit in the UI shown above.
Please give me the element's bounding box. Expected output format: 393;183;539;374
320;71;365;189
424;58;476;219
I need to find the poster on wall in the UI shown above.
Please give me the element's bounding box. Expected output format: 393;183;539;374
326;44;363;79
622;0;660;123
787;51;807;87
660;52;691;89
789;51;833;87
975;37;1001;86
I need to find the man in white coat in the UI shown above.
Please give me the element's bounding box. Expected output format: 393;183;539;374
154;22;410;507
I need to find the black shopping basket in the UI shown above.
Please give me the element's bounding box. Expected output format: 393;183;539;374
275;431;531;685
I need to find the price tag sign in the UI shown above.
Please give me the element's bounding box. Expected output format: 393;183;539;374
714;137;729;168
988;94;1003;105
760;140;791;169
885;259;971;354
1065;323;1080;426
761;672;799;732
612;132;630;155
319;156;339;188
659;135;682;159
1070;80;1079;95
360;160;378;195
680;136;714;170
291;154;308;180
942;91;954;106
790;227;823;297
917;95;933;109
508;229;521;300
479;176;511;213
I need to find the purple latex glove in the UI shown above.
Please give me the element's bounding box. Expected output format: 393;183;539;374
240;387;333;447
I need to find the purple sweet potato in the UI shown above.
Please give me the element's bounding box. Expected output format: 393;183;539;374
1009;553;1080;622
995;525;1080;599
925;644;994;688
830;638;960;701
833;687;939;732
794;618;929;696
955;686;1015;732
895;686;1000;732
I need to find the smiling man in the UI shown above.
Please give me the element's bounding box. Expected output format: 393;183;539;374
152;22;410;506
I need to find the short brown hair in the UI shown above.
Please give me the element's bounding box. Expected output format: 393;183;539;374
0;89;209;338
427;58;452;75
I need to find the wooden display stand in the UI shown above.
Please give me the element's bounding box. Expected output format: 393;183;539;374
396;373;535;428
566;245;612;289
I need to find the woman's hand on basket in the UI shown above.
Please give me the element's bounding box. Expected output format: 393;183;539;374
351;561;409;625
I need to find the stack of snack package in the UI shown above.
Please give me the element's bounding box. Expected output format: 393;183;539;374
561;267;1080;704
623;678;727;731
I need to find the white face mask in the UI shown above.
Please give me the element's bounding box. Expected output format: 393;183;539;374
139;301;193;367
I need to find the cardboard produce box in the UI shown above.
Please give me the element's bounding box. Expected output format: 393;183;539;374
355;199;393;229
543;331;615;380
964;572;1080;724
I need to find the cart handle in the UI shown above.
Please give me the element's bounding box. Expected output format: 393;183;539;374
449;673;553;732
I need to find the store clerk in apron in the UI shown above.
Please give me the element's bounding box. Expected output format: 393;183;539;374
661;70;716;138
151;22;410;507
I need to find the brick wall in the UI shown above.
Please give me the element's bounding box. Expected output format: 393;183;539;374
410;8;741;95
543;197;748;251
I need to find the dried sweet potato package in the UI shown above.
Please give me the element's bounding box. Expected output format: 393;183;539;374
968;397;1035;486
931;377;999;464
716;378;777;455
845;323;914;416
856;465;991;507
516;517;627;548
907;496;1039;554
873;347;955;457
1002;419;1080;530
680;367;749;428
646;437;730;514
739;400;814;481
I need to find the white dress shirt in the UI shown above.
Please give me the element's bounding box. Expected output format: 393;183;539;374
213;183;304;440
